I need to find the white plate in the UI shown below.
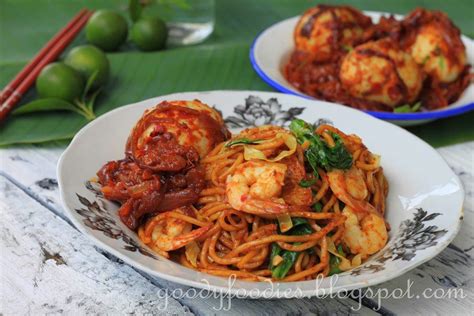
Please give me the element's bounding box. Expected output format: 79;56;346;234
250;12;474;126
58;90;464;298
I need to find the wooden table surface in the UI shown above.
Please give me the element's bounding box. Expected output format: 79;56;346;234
1;142;473;315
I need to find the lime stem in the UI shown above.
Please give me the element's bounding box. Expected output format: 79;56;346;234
75;101;96;121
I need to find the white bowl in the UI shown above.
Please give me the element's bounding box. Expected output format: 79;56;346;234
58;90;464;298
250;12;474;126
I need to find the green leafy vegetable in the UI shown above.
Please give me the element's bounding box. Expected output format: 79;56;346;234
270;218;315;279
269;242;281;269
394;104;411;113
394;102;422;113
0;1;472;148
286;220;313;236
129;0;143;22
272;250;298;279
312;202;323;212
225;138;263;147
342;44;353;52
289;119;352;177
12;98;82;115
328;245;346;276
438;56;446;71
421;55;430;65
299;178;316;188
269;243;299;279
290;217;309;228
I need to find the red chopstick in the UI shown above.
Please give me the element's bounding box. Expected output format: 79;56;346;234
0;9;93;122
0;9;88;104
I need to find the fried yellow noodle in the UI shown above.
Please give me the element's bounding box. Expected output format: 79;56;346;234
138;124;389;281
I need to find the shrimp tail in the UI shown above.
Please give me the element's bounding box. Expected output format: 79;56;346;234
327;169;377;214
165;225;212;251
241;199;289;215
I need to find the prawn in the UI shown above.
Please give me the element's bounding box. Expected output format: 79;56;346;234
146;208;210;252
327;166;377;214
327;166;388;257
226;160;289;215
342;206;388;258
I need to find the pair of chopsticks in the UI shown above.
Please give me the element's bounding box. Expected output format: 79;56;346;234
0;8;93;122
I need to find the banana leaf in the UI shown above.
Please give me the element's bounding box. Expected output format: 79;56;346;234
1;0;473;147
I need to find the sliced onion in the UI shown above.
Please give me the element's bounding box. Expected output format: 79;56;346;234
185;241;200;268
243;133;297;162
327;238;353;271
277;213;293;233
371;154;381;168
272;255;284;266
351;254;362;267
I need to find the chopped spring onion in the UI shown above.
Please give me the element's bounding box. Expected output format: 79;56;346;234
312;202;322;212
299;178;317;188
394;102;421;113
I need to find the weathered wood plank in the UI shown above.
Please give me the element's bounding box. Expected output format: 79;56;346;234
1;146;66;222
0;175;192;316
0;171;378;316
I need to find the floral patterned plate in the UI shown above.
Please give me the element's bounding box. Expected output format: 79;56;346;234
250;12;474;126
57;91;464;298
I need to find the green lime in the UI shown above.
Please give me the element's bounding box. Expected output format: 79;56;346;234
36;62;84;102
131;16;167;51
64;45;110;89
86;10;128;51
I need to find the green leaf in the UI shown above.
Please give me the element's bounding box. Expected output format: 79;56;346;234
394;104;411;113
290;217;309;227
328;255;342;276
328;245;346;276
268;242;281;269
86;87;102;112
312;202;322;212
299;178;316;188
326;132;353;169
394;102;422;113
438;56;446;71
271;249;298;279
0;42;270;145
286;221;313;236
342;44;353;52
83;70;99;100
270;216;315;279
129;0;142;22
290;119;353;174
225;138;262;147
411;102;422;112
13;98;81;115
0;0;473;147
421;55;430;65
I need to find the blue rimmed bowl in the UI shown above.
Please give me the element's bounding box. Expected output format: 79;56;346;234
250;12;474;126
